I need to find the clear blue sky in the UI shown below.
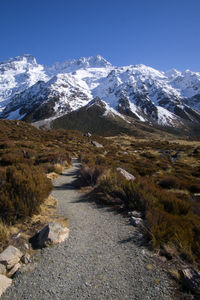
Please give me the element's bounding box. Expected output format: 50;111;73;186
1;0;200;71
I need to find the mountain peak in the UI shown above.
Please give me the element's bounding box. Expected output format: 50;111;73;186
165;68;181;79
1;54;37;66
84;55;112;67
86;97;106;109
46;55;112;74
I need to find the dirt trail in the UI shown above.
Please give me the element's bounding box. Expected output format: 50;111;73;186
3;160;174;300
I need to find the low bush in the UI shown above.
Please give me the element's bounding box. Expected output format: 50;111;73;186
0;164;53;224
36;151;70;165
146;209;200;261
45;163;65;174
80;164;105;186
158;176;180;189
120;180;145;211
98;171;124;199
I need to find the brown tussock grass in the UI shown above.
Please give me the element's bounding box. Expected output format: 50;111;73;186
0;220;9;250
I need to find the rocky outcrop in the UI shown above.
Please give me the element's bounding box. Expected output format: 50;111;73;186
29;222;69;249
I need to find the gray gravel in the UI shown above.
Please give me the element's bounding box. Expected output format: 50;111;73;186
2;161;174;299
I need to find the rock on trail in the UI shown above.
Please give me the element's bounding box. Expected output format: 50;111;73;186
2;160;174;299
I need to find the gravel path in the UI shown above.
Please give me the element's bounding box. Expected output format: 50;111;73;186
2;161;174;300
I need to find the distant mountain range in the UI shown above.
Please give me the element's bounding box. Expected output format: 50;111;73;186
0;54;200;134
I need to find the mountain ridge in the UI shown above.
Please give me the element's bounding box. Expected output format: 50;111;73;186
0;54;200;132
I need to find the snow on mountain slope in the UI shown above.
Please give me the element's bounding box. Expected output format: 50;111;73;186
1;73;92;121
0;54;200;127
0;54;48;112
45;55;112;76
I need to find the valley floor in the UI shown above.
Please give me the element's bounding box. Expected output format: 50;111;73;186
2;162;175;300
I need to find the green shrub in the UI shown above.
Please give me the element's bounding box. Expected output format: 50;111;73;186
0;164;52;224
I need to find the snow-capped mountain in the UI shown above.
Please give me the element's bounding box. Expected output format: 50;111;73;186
0;55;47;112
0;54;200;128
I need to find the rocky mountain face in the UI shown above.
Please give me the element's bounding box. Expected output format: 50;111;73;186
0;54;200;129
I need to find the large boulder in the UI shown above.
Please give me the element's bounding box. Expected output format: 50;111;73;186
0;246;22;269
29;222;69;249
91;141;103;148
117;168;136;181
0;274;12;297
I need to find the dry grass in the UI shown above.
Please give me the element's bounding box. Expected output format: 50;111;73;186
31;195;58;225
46;172;59;180
0;220;9;249
168;140;200;146
52;163;65;174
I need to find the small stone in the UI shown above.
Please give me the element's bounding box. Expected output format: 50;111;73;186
24;243;29;250
142;249;146;256
159;256;167;263
21;253;31;264
91;141;103;148
145;264;154;270
0;246;23;269
83;132;92;137
7;263;21;278
0;274;12;297
130;216;143;227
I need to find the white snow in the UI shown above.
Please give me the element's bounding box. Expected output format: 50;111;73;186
129;102;145;122
157;106;177;126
